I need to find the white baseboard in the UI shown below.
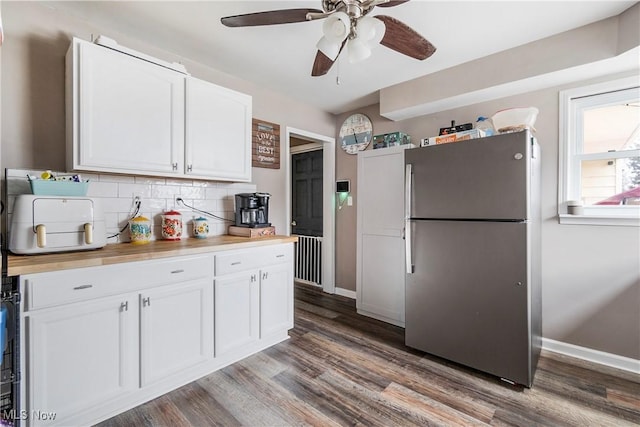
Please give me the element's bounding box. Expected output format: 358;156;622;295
542;338;640;374
334;287;356;299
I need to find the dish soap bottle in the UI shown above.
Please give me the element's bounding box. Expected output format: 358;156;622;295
475;116;495;137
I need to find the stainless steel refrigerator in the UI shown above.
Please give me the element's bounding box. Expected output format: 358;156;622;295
404;130;541;387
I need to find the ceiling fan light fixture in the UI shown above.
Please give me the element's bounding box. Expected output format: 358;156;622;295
322;11;350;42
356;16;385;44
347;37;371;63
316;36;342;60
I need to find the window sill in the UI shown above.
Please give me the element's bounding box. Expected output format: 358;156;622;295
558;214;640;227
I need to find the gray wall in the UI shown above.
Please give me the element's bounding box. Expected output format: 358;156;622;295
0;1;335;236
335;74;640;360
332;4;640;361
2;2;638;362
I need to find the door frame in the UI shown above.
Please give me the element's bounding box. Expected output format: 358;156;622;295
285;127;336;294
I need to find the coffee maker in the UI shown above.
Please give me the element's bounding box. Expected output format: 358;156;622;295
234;193;271;228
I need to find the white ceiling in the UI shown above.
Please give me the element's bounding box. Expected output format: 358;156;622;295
48;1;636;115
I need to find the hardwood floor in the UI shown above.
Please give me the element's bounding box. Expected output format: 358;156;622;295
99;283;640;427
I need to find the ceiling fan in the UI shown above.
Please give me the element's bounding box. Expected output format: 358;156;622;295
221;0;436;77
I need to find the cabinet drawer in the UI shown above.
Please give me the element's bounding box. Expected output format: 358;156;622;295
25;268;119;311
215;244;292;276
141;255;213;289
24;255;213;311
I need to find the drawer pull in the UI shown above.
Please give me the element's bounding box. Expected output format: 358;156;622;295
120;301;128;312
142;297;151;307
84;223;93;244
171;269;185;274
73;284;93;290
276;254;285;258
36;224;47;248
231;261;242;266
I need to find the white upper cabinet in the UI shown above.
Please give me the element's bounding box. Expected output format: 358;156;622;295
66;38;185;175
186;77;252;181
66;38;252;182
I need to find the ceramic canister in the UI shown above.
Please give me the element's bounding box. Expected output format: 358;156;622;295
129;216;151;244
161;210;183;240
193;217;209;239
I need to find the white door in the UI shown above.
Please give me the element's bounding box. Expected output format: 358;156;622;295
139;279;213;387
356;145;409;326
214;272;259;357
76;40;184;174
185;77;252;181
28;293;139;426
260;263;294;338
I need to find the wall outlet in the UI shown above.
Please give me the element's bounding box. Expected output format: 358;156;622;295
174;194;182;208
132;193;142;206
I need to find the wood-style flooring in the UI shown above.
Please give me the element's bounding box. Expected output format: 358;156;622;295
99;282;640;426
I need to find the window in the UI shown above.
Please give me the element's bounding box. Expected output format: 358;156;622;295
559;76;640;226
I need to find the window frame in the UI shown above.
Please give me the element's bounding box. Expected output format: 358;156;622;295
558;76;640;226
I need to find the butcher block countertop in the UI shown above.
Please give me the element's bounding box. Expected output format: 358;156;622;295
7;235;298;276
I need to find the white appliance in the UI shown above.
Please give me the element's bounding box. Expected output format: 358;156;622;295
9;195;106;254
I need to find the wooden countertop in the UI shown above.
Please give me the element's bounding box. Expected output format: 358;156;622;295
7;235;298;276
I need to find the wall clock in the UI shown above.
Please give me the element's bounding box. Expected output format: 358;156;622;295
339;113;373;154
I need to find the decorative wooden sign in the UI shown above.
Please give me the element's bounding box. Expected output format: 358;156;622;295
252;119;280;169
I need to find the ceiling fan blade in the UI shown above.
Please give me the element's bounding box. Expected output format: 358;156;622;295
221;8;323;27
311;40;347;77
376;0;411;7
311;51;335;77
374;15;436;60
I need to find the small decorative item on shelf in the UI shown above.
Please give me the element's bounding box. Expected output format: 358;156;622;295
129;216;152;244
373;132;411;149
28;170;89;196
161;210;183;240
192;217;209;239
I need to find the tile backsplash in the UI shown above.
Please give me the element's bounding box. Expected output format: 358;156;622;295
5;168;256;244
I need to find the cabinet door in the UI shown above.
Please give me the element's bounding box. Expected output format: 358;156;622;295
358;234;405;324
28;293;138;426
185;77;252;181
74;40;185;174
214;272;259;357
260;263;294;338
139;278;213;387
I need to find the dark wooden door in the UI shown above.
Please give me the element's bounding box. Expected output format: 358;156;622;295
291;150;323;236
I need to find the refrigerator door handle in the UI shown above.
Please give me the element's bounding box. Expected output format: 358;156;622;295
405;163;414;274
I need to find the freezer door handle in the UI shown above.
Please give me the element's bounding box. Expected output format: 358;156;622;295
405;163;414;274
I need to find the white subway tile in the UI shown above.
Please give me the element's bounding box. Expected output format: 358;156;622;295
87;181;118;198
118;183;152;198
99;174;135;184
